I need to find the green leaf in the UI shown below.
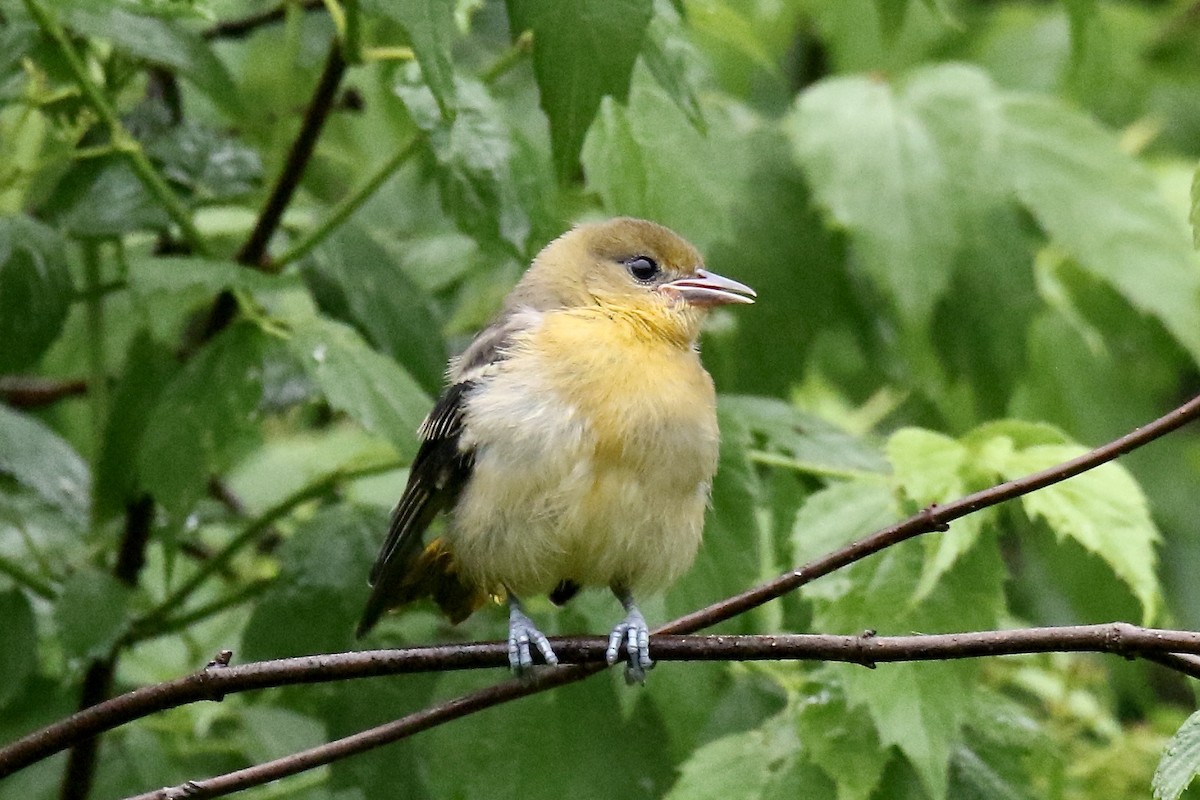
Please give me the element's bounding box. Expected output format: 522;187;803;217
138;323;267;523
667;405;761;628
873;0;910;41
1002;443;1161;622
0;215;72;372
640;13;706;131
286;314;428;458
238;707;327;764
507;0;653;181
362;0;457;118
1001;94;1200;366
43;157;170;237
1154;710;1200;800
144;121;263;202
722;395;890;478
791;480;897;601
396;74;530;253
55;567;130;661
0;405;89;525
60;4;243;115
787;73;958;329
420;670;676;799
0;589;37;708
796;684;889;800
1192;163;1200;250
94;333;177;522
810;542;1007;800
664;713;798;800
581;65;739;252
303;223;447;394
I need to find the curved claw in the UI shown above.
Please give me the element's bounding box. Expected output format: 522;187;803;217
606;604;653;684
508;600;558;676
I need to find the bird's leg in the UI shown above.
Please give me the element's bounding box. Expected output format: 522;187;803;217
606;586;653;684
507;594;558;675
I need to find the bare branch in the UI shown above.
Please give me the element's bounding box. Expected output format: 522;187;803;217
2;394;1198;794
202;0;324;41
0;376;88;409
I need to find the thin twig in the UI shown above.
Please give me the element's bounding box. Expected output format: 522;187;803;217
6;623;1200;786
1;395;1197;791
122;392;1200;799
236;40;347;271
21;0;209;254
202;0;324;40
0;376;88;409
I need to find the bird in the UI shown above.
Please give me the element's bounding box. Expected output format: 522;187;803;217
356;217;755;682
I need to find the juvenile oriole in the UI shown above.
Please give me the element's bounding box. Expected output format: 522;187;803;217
356;217;755;681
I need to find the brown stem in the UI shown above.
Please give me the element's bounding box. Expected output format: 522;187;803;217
202;0;324;41
3;394;1197;793
0;376;88;409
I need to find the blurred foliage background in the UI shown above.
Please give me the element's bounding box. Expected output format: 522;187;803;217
3;0;1200;798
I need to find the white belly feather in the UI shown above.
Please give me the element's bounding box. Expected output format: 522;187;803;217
449;318;718;599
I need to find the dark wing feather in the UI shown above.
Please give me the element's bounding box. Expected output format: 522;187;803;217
356;382;474;636
356;312;532;637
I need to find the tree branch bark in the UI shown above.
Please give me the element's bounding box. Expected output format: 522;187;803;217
3;393;1197;796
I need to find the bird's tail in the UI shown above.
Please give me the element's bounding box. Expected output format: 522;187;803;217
355;538;489;637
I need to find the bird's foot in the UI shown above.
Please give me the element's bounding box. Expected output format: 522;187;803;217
508;600;558;677
606;603;653;685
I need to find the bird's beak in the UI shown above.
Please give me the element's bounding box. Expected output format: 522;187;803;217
664;268;756;307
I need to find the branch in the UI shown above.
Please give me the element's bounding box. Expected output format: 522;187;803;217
1;393;1197;791
202;0;324;41
21;0;210;255
4;623;1199;787
0;376;88;409
235;40;347;271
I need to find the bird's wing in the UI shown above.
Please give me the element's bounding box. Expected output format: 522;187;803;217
357;311;536;635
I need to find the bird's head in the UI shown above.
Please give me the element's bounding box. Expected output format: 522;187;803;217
509;218;755;344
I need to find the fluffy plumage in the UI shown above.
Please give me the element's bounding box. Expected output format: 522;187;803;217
357;217;754;680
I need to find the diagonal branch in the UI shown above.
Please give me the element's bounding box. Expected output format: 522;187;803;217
2;394;1198;793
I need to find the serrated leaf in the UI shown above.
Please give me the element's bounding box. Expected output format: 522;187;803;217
507;0;653;181
787;74;958;328
0;405;89;525
55;568;130;661
0;589;37;708
303;224;447;394
811;542;1007;800
60;4;242;115
138;323;267;523
1001;94;1200;366
796;686;889;800
791;481;897;603
396;74;530;253
362;0;457;118
144;121;263;202
286;314;428;458
0;215;72;372
722;395;889;479
1154;710;1200;800
664;713;799;800
1002;444;1161;622
886;428;988;601
581;65;737;252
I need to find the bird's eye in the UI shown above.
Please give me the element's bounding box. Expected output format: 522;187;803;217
625;256;660;282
